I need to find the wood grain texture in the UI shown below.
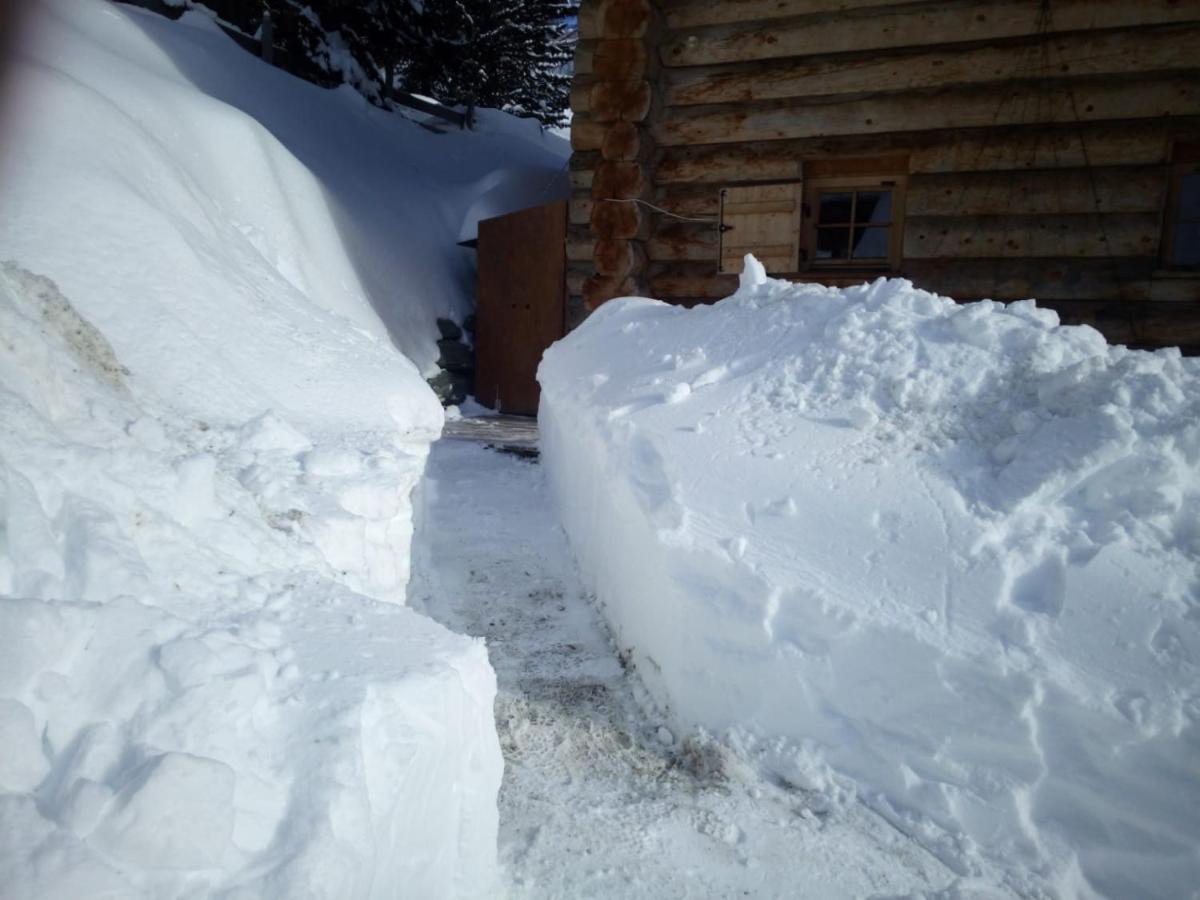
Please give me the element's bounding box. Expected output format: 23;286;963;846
663;25;1200;107
903;212;1161;258
653;76;1200;146
660;0;1200;68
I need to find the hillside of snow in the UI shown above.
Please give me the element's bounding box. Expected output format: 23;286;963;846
0;0;569;894
539;258;1200;899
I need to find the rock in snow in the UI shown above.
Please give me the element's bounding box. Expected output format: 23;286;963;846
540;259;1200;899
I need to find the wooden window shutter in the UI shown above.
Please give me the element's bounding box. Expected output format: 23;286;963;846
717;182;803;275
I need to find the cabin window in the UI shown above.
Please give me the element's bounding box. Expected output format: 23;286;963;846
1164;157;1200;269
804;175;905;270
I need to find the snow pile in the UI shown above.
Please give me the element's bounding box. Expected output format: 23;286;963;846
0;2;511;895
0;0;567;379
539;258;1200;898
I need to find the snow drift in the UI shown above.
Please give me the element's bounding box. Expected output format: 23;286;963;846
539;257;1200;898
0;1;523;895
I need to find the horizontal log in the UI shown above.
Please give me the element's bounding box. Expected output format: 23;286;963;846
649;221;718;261
574;39;595;75
1040;299;1200;348
904;212;1161;258
566;226;593;261
906;168;1168;216
660;0;922;30
664;24;1200;107
570;168;595;190
652;122;1200;183
661;0;1200;68
566;263;593;296
653;76;1200;146
909;123;1195;174
569;194;593;226
903;256;1154;300
645;256;1158;303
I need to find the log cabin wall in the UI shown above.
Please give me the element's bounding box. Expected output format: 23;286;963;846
568;0;1200;350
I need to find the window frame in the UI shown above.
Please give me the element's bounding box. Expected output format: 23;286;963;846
1162;155;1200;271
803;174;907;272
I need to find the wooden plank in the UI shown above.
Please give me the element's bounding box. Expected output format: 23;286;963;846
663;25;1200;107
652;122;1194;184
904;212;1161;258
718;183;803;273
661;0;1200;68
653;77;1200;146
475;202;566;415
660;0;924;30
906;168;1168;216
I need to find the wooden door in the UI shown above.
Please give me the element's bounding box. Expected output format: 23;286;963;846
475;201;567;415
718;183;803;274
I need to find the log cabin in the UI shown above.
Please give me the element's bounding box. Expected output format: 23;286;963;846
567;0;1200;351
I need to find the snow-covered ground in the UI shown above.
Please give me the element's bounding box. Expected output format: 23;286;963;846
540;258;1200;899
0;1;568;895
412;438;957;898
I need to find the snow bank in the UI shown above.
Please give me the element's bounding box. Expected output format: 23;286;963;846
0;2;509;894
1;0;568;381
539;258;1200;898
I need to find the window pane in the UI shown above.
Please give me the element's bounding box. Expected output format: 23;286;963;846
816;227;850;260
851;226;890;259
818;192;853;224
854;190;892;224
1179;173;1200;221
1173;223;1200;266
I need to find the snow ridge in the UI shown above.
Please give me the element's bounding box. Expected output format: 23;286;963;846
539;261;1200;898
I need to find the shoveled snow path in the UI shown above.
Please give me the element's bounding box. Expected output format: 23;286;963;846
412;436;956;898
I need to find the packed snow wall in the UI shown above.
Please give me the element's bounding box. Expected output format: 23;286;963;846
539;257;1200;898
0;2;507;895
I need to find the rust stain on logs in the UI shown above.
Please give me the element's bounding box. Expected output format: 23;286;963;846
602;0;653;38
591;80;653;123
570;116;606;151
591;196;644;239
602;121;645;160
592;161;648;200
593;40;649;80
594;238;647;277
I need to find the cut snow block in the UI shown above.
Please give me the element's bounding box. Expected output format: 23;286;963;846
538;264;1200;899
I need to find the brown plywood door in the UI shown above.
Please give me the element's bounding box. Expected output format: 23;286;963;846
475;201;567;415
